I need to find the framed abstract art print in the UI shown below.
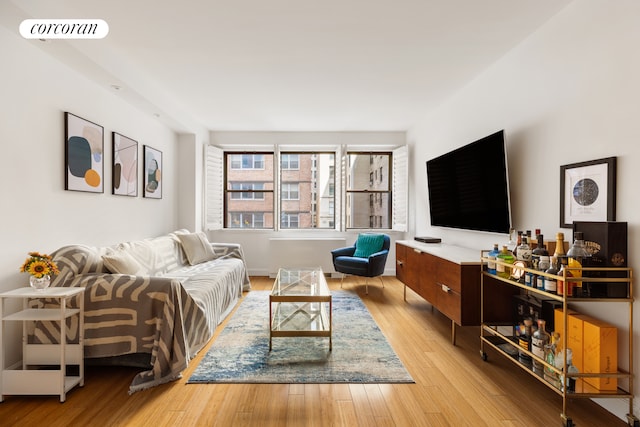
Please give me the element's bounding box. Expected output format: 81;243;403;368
143;145;162;199
65;112;104;193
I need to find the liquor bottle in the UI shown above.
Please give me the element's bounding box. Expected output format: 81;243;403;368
496;245;514;279
533;228;541;243
532;234;549;257
544;332;561;386
532;319;551;375
537;255;550;290
516;235;533;286
487;243;500;275
506;228;517;252
518;318;533;366
516;235;532;266
557;258;571;297
544;256;559;294
558;348;579;392
553;232;566;259
513;230;523;258
567;231;589;297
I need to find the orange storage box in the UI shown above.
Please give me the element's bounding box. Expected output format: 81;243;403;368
583;317;618;390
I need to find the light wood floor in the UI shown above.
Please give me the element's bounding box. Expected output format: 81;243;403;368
0;276;626;426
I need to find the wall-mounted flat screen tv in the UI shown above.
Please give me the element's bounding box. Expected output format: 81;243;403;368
426;130;512;234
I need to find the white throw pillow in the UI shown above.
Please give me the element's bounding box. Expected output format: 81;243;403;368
102;251;146;275
177;232;216;265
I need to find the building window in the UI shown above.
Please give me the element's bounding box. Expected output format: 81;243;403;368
230;154;265;169
280;213;299;229
346;152;392;229
281;154;300;170
230;212;265;228
230;182;265;200
281;183;300;200
224;153;274;228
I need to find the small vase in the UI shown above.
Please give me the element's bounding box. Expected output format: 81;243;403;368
30;274;51;291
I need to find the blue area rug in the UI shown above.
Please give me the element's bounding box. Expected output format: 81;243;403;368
188;290;414;384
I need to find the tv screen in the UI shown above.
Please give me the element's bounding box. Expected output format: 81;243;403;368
426;130;511;234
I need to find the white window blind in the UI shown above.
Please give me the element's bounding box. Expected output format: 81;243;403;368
392;145;408;232
205;145;224;230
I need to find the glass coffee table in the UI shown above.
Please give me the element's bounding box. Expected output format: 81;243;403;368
270;267;332;351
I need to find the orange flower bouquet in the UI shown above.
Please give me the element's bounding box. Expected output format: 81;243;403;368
20;252;60;278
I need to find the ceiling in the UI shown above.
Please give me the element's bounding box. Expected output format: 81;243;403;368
6;0;571;133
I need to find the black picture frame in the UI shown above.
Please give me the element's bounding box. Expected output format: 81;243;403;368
112;132;138;197
64;112;104;193
143;145;162;199
560;157;616;228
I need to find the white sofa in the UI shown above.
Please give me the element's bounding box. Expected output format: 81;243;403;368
37;230;250;393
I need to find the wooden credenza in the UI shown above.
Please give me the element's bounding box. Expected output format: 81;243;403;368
396;240;514;345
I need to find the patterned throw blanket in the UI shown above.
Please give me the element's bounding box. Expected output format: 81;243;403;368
32;232;250;393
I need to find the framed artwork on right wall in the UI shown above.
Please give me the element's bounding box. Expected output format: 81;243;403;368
143;145;162;199
560;156;616;228
112;132;138;197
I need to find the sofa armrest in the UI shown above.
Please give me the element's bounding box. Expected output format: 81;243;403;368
208;243;251;290
51;272;189;393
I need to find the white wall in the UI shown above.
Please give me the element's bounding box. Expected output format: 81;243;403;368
208;131;406;276
408;0;640;419
0;26;180;360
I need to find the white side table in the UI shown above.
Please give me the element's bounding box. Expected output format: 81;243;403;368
0;287;85;402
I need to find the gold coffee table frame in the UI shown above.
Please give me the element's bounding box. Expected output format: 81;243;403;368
270;267;332;351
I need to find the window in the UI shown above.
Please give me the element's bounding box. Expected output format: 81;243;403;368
230;154;264;169
230;212;264;228
224;152;274;228
280;152;335;229
281;183;299;200
346;152;392;229
230;182;264;199
281;154;299;170
206;145;406;232
280;213;299;229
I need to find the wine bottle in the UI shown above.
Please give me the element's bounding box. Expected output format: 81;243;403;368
553;232;566;259
532;234;548;257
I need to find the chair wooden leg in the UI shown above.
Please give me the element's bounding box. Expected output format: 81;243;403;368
365;278;368;295
340;273;345;289
378;276;385;289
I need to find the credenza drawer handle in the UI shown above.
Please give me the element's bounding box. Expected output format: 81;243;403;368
440;284;451;293
397;260;403;266
413;249;421;254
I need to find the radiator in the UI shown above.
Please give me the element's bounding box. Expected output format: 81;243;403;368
268;237;347;277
